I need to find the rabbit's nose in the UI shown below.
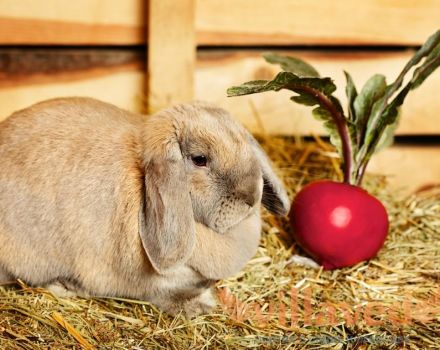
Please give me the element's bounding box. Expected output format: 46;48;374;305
242;190;260;207
236;182;261;208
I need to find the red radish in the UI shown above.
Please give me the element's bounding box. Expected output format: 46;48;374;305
228;30;440;269
290;181;389;270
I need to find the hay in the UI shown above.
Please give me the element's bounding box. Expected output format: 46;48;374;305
1;137;439;350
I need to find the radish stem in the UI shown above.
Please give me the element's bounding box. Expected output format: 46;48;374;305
292;85;353;184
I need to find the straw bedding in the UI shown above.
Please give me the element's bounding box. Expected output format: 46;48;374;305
0;136;439;349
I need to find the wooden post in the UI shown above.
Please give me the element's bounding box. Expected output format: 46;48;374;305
147;0;196;113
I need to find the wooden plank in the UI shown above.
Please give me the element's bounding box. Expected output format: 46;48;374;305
0;0;438;45
147;0;196;113
0;49;144;87
0;48;146;118
0;0;145;45
196;0;440;46
0;17;145;45
0;0;143;24
195;50;440;135
0;71;145;120
368;146;440;193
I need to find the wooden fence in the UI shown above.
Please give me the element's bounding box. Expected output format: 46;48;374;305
0;0;439;192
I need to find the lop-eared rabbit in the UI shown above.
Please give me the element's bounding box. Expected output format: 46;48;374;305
0;98;289;316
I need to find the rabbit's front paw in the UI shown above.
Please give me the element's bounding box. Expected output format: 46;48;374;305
183;288;216;317
45;281;78;298
44;280;90;298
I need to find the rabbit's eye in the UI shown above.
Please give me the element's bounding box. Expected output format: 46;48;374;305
191;155;207;167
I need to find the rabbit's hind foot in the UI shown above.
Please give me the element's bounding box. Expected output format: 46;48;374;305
155;287;217;318
183;287;217;317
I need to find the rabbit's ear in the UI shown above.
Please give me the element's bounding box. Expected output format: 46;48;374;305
139;144;196;274
249;137;290;216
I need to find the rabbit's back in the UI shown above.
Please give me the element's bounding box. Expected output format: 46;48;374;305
0;98;147;289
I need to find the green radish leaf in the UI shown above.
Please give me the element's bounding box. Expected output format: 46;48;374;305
227;71;336;97
362;30;440;151
364;84;409;147
291;94;319;106
410;42;440;89
311;97;345;157
374;116;400;152
342;71;360;161
394;30;440;90
344;71;358;122
263;53;320;77
357;30;440;178
354;75;387;125
353;74;387;146
227;71;347;158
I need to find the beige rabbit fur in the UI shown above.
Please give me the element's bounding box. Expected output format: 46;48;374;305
0;97;288;315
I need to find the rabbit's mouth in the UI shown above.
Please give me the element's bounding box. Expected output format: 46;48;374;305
211;203;259;234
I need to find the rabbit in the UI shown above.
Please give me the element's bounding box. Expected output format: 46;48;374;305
0;97;289;316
